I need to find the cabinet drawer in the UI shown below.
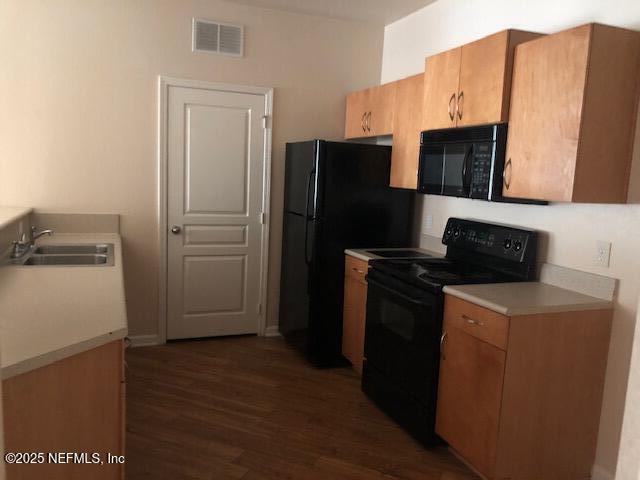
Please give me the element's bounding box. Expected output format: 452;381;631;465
444;295;509;350
345;255;368;283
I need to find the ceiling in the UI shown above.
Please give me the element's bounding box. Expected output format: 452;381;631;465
222;0;438;25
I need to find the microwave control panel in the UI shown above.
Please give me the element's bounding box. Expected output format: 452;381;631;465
469;143;497;199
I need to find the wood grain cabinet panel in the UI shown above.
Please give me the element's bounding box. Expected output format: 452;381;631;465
344;89;370;139
422;30;540;131
390;74;424;189
436;325;505;479
344;83;396;139
368;83;396;136
437;295;613;480
342;255;368;374
504;23;640;203
422;47;461;131
444;295;510;350
3;340;125;480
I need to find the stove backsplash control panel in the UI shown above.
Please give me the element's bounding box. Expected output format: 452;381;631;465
442;217;538;264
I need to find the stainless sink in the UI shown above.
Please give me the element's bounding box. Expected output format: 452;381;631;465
19;243;115;267
34;244;109;255
24;254;110;266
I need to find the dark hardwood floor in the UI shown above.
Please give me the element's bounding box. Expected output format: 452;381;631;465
125;336;478;479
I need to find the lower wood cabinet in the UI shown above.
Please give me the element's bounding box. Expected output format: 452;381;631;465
438;324;506;477
437;295;612;480
3;340;125;480
342;255;368;374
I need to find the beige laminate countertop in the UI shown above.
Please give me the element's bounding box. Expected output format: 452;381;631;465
0;206;32;230
443;282;612;316
0;233;128;379
345;247;442;262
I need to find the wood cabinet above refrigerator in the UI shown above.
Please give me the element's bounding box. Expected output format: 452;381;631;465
344;82;396;138
422;29;541;131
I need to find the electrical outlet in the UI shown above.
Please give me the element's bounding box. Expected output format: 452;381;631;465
424;214;433;231
595;241;611;267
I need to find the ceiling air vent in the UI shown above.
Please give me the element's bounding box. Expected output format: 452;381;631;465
192;18;243;57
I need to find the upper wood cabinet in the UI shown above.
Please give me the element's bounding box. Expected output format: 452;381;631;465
345;82;396;138
390;74;424;189
422;47;461;130
344;89;370;139
422;29;541;131
504;23;640;203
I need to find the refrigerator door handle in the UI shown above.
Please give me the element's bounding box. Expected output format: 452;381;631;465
304;169;316;218
304;169;316;265
304;218;311;265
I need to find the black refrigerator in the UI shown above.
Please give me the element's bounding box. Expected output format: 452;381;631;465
279;140;415;366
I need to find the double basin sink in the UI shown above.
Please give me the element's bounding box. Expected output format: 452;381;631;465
19;244;115;267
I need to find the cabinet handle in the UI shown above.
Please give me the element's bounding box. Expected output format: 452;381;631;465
462;314;484;326
457;91;464;120
366;111;372;132
440;331;448;359
352;267;366;274
448;93;456;121
361;112;367;133
504;158;512;190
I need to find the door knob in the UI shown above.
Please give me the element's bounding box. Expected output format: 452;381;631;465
170;225;182;234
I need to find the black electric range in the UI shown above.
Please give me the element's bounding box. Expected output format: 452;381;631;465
362;218;538;446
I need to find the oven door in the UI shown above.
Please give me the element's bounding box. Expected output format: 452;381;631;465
364;274;442;402
418;142;473;197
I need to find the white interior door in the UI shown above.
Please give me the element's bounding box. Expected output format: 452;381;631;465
166;85;268;339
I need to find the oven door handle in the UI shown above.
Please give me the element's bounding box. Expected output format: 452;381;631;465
366;277;434;307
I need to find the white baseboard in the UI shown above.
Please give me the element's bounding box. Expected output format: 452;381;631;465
592;464;615;480
128;334;162;347
263;325;281;337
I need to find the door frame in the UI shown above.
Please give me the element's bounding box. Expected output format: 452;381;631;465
157;76;273;343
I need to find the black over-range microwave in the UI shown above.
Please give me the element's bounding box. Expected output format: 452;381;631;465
417;123;544;204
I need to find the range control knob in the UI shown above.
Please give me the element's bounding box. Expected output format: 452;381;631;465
453;228;461;238
503;238;512;249
514;240;522;252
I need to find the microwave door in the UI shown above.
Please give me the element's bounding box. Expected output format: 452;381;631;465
442;144;468;197
418;144;445;195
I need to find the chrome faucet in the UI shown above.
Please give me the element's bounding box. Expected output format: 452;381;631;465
10;226;54;259
31;226;54;242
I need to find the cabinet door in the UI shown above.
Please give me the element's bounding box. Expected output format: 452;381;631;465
422;47;461;131
503;26;590;201
3;340;124;480
344;88;370;139
436;325;506;479
342;256;368;374
391;74;424;189
457;30;541;127
368;82;396;136
457;31;509;127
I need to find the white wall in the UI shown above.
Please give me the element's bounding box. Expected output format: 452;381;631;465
0;0;384;336
618;304;640;480
382;1;640;478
